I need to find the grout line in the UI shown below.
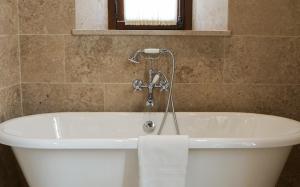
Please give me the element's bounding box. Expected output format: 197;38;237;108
0;34;16;37
174;83;300;86
12;33;300;38
63;36;66;83
222;36;226;85
0;84;20;92
21;82;132;85
17;0;24;116
231;34;300;38
17;34;72;36
103;84;106;112
20;82;300;86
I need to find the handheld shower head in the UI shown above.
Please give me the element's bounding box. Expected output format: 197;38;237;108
128;49;143;64
129;48;163;64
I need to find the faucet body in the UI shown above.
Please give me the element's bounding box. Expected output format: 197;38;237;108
132;69;169;109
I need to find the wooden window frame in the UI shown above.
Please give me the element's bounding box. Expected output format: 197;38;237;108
108;0;192;30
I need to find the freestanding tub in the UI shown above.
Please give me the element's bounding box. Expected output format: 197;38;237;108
0;112;300;187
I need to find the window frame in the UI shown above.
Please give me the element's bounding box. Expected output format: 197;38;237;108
108;0;192;30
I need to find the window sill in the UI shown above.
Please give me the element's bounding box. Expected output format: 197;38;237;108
72;29;231;36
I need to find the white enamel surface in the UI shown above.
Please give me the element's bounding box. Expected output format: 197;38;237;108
1;112;299;187
75;0;229;31
1;112;300;149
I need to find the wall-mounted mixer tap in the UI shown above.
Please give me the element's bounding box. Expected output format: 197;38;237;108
132;69;169;109
130;48;170;109
130;48;180;135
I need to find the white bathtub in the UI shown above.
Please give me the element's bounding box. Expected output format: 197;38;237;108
0;112;300;187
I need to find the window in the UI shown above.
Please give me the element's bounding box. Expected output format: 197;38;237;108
108;0;192;30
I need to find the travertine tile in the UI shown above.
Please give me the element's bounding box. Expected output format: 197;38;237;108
285;86;300;121
102;36;167;83
19;0;74;34
65;36;112;83
175;56;223;83
104;84;165;112
224;36;300;84
0;0;18;34
64;84;104;112
22;83;66;115
22;83;105;115
0;85;22;122
103;36;224;84
104;84;146;112
173;84;224;112
222;84;289;116
173;83;290;116
0;36;20;88
229;0;300;35
172;37;224;83
101;55;148;83
20;35;65;83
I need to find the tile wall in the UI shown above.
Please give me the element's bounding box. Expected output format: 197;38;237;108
0;0;299;186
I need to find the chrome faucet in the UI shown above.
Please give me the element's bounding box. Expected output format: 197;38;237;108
130;48;180;135
130;48;169;109
132;69;169;109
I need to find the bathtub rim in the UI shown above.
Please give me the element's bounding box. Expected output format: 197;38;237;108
0;112;300;149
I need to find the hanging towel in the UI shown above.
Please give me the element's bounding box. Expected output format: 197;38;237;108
138;135;189;187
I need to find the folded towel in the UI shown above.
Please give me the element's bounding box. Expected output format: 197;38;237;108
138;135;189;187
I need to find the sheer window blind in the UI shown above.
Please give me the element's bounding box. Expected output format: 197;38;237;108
124;0;178;26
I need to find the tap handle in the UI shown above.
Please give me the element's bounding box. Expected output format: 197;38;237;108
151;74;160;84
160;80;169;92
132;80;143;91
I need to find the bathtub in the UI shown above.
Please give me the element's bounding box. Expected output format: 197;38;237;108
0;112;300;187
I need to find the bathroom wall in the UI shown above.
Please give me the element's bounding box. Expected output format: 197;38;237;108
0;0;298;186
0;0;26;186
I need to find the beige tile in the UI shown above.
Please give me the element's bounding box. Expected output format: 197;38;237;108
222;84;289;115
0;85;22;122
175;56;223;83
285;86;300;121
173;84;224;112
229;0;300;35
164;36;225;59
19;0;74;34
101;55;147;83
104;84;165;112
64;84;104;112
65;36;112;83
224;36;300;84
0;0;18;34
0;36;20;88
22;83;66;115
173;83;291;115
101;36;166;83
20;35;65;83
103;36;224;84
104;84;145;112
22;83;105;115
158;36;225;83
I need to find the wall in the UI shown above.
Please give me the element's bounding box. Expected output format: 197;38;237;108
0;0;299;186
0;0;26;186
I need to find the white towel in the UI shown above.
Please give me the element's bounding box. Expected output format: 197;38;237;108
138;135;189;187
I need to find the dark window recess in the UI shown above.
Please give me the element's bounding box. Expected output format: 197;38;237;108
108;0;192;30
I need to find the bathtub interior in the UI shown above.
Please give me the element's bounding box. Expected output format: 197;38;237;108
1;112;300;139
